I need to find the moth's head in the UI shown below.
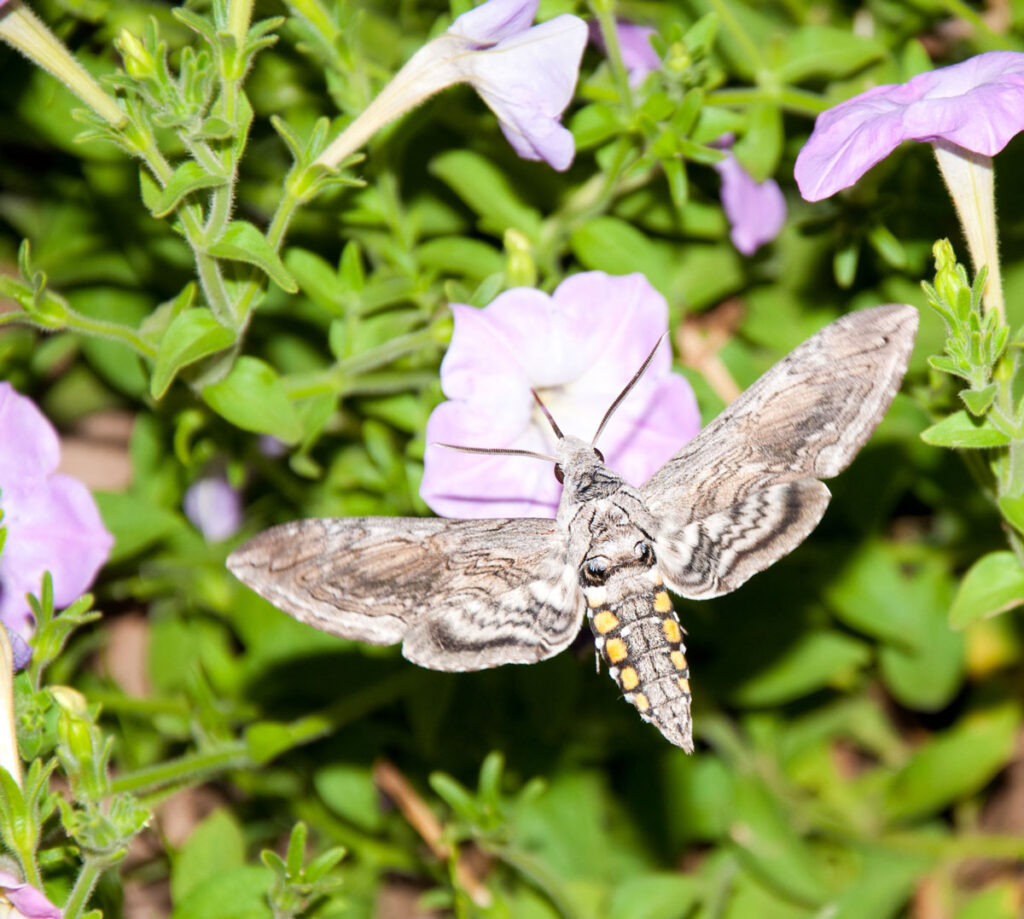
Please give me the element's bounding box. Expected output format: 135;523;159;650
553;434;605;485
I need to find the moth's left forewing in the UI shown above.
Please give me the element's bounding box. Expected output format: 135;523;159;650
228;517;586;672
643;304;918;599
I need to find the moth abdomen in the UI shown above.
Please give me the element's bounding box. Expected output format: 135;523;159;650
586;580;694;752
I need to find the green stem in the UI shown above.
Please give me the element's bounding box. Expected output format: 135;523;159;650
487;844;581;919
83;690;193;718
589;0;635;117
62;856;103;919
0;310;157;359
137;139;235;328
709;0;764;71
280;329;442;400
109;742;247;795
882;831;1024;861
64;310;157;359
283;671;418;747
705;85;827;117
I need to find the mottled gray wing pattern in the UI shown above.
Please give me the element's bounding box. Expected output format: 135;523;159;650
227;517;585;671
644;304;917;598
655;479;831;599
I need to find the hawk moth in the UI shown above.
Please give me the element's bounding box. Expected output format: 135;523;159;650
227;303;918;752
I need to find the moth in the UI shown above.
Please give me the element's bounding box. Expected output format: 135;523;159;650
228;304;917;752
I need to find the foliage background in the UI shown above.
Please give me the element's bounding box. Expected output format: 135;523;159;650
1;0;1023;917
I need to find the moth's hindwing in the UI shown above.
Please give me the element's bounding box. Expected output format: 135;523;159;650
227;517;586;671
643;303;917;599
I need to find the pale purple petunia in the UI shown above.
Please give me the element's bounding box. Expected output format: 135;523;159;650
0;870;62;918
445;0;588;169
183;477;242;543
421;272;701;519
0;384;112;637
713;143;787;255
589;20;660;87
795;51;1024;201
317;0;587;171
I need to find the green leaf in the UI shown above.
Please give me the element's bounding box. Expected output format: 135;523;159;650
818;845;933;919
920;410;1010;448
883;701;1020;823
170;865;273;919
996;494;1024;535
207;221;298;293
731;631;870;706
245;721;295;765
949;551;1024;627
202;356;303;443
314;764;384;831
778;26;885;82
285;248;345;316
570;104;621;150
429;150;542;240
94;491;183;564
171;810;245;904
607;873;698;919
151;309;234;399
416;237;505;279
730;775;830;906
149;161;227;219
878;605;963;711
961;383;996;415
570;217;674;297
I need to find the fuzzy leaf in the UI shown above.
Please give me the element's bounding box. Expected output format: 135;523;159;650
960;383;996;415
151;309;234;399
207;221;298;293
202;356;303;443
149;162;228;218
949;551;1024;627
883;702;1019;822
920;410;1010;448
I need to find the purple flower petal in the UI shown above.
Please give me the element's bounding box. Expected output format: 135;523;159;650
0;384;112;636
0;871;62;919
589;20;660;87
421;272;701;519
449;0;539;45
4;625;32;671
795;51;1024;201
713;149;787;255
183;477;243;543
459;13;587;170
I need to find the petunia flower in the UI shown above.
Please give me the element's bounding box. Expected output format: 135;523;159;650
0;871;62;918
0;384;112;637
588;20;660;87
183;476;242;543
712;136;787;255
420;272;701;519
794;51;1024;317
317;0;587;171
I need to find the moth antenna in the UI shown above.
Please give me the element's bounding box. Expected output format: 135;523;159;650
531;389;565;441
433;443;558;463
591;332;669;447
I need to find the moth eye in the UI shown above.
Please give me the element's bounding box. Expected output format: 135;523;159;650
593;448;605;462
634;541;655;565
554;464;565;484
581;556;610;586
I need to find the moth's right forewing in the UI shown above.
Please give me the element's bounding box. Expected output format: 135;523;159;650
227;517;586;672
643;303;918;524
